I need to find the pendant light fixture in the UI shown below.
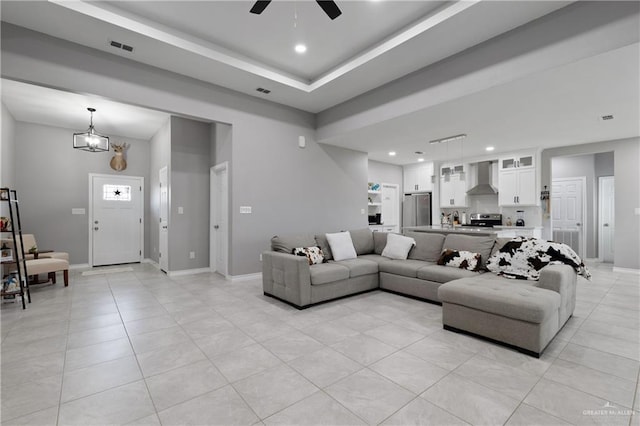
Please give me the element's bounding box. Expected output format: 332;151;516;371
73;108;109;152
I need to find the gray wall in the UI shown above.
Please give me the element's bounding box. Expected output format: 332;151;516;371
1;103;16;218
1;23;326;276
552;154;597;258
230;123;368;274
1;102;16;188
13;122;151;265
542;138;639;270
169;116;211;271
367;160;403;187
149;117;171;263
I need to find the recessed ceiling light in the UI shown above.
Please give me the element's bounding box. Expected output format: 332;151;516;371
485;146;495;152
388;151;396;156
295;44;307;54
417;158;425;162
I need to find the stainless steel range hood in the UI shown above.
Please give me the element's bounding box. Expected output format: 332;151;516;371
466;161;498;195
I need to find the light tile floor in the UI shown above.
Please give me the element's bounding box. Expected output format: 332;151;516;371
1;261;638;425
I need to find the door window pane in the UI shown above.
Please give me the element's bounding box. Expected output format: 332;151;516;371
103;185;131;201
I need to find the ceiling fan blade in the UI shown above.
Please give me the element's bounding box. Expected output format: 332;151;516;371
316;0;342;20
250;1;271;15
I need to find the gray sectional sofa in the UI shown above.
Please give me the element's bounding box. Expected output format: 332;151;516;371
262;228;577;357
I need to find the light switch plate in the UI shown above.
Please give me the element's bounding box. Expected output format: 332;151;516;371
178;206;184;214
71;208;85;215
240;206;252;214
635;207;640;215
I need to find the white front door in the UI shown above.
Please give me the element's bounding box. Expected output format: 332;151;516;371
598;176;615;263
90;174;144;266
552;177;585;257
210;163;228;276
159;166;169;272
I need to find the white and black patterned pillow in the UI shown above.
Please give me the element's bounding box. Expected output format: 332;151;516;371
437;249;481;271
292;246;325;265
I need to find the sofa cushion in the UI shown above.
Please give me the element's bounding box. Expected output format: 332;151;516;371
417;264;481;283
332;258;378;278
349;228;375;255
357;254;387;264
272;234;317;254
442;234;495;269
438;280;561;323
315;233;333;261
292;246;325;265
437;249;481;272
407;232;445;262
326;231;357;261
378;259;430;278
310;263;350;285
381;233;415;260
373;232;388;255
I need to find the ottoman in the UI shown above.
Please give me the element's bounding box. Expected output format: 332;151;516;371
438;279;561;357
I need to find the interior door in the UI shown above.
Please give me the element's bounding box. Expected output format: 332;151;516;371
210;163;228;276
381;183;399;232
598;176;614;262
159;166;169;272
551;178;584;257
91;174;143;266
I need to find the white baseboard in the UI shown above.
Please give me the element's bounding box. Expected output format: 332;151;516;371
167;267;212;277
70;263;90;270
613;267;640;275
228;272;262;282
142;258;160;268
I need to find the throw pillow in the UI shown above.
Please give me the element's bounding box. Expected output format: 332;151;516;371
325;231;357;261
437;249;481;271
381;233;416;260
292;246;325;265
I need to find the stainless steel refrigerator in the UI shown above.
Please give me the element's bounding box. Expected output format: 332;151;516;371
403;193;432;227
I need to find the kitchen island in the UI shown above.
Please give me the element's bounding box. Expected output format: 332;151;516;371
403;225;543;238
403;225;497;236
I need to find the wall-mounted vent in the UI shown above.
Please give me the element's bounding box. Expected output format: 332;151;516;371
109;40;134;53
256;87;271;94
600;114;614;121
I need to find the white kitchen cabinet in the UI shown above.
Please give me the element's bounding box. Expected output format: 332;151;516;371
439;164;468;208
499;154;535;170
403;162;434;193
498;153;537;206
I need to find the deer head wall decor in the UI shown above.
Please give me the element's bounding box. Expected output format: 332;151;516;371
110;142;129;171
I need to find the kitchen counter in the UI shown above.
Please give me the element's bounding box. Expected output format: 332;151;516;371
493;226;542;230
403;225;497;236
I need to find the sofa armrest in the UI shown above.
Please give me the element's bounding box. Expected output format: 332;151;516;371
537;264;577;325
262;251;311;307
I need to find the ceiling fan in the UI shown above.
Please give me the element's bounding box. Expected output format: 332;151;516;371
250;1;342;20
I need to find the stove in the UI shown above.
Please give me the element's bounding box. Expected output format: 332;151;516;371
461;213;502;228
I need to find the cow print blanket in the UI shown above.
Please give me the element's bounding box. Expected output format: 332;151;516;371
486;237;591;281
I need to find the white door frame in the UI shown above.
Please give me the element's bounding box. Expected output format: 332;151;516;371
159;166;169;272
88;173;144;267
598;176;615;262
210;162;229;277
551;176;587;258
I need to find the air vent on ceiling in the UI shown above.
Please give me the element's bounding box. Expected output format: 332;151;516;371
256;87;271;94
600;114;614;121
414;151;424;155
109;40;134;53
